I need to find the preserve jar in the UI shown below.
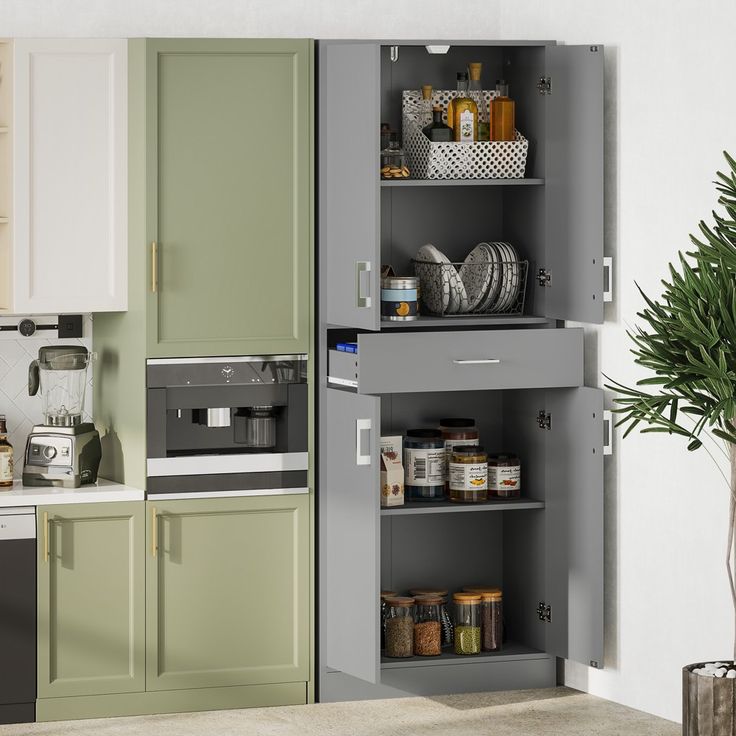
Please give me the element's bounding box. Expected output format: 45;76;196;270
404;429;445;501
381;276;418;322
449;445;488;503
488;453;521;498
384;597;415;658
380;589;397;650
413;596;442;656
453;593;481;655
439;418;479;488
409;588;453;647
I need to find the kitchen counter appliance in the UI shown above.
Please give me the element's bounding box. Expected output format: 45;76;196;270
0;508;36;723
23;346;101;489
146;355;308;497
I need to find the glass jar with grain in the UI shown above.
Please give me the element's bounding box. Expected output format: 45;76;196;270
413;596;443;656
453;593;481;655
464;587;503;652
380;590;397;650
384;597;415;658
409;587;453;647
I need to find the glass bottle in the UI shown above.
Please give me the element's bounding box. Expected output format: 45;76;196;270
468;63;489;141
422;107;453;142
491;79;516;142
447;72;477;141
0;415;13;487
480;590;503;652
420;84;434;128
384;597;415;658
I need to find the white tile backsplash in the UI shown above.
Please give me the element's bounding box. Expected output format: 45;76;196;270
0;315;93;477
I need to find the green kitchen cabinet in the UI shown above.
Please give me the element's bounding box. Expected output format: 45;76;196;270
37;502;145;699
145;38;312;358
145;494;309;691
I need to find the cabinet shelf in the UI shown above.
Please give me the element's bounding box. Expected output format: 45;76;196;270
379;315;554;329
381;641;546;668
381;496;544;516
380;178;544;187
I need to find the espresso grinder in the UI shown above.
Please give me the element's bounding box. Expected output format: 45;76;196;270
23;346;101;488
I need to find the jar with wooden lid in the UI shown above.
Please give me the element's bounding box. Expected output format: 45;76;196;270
439;418;479;489
453;593;481;655
463;586;503;651
413;596;442;656
384;597;415;658
404;429;445;500
488;453;521;498
409;588;453;647
449;445;488;503
380;590;397;650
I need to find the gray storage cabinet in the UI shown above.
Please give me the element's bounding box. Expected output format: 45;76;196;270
317;39;606;702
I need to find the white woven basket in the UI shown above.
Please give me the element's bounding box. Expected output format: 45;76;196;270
402;90;528;180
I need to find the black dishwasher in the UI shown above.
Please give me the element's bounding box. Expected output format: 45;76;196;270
0;508;36;724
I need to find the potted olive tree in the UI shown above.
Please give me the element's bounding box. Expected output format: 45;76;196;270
608;152;736;735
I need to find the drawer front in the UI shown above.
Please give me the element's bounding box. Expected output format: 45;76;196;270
358;328;583;394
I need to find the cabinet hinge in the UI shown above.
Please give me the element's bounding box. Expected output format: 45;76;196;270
390;45;399;63
537;601;552;622
537;76;552;95
537;268;551;287
537;411;551;430
590;660;601;669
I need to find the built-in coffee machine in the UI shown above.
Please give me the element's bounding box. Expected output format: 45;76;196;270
146;355;308;497
23;346;101;488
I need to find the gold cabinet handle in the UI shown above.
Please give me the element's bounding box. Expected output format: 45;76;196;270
43;511;49;563
151;241;158;293
151;506;157;557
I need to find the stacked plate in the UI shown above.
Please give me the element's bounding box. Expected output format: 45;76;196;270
414;242;524;316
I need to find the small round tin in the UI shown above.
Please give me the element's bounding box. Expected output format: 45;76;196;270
381;276;419;321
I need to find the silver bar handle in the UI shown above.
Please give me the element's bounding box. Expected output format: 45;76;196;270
356;418;372;466
453;359;501;365
603;256;613;303
603;410;613;455
356;261;372;309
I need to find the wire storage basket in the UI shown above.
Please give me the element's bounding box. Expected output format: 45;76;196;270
402;90;529;180
412;257;529;317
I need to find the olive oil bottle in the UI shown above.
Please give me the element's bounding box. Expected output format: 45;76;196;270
447;72;478;142
468;62;490;141
0;415;13;487
491;80;516;142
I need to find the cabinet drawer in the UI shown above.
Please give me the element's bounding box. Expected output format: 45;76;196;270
328;328;583;394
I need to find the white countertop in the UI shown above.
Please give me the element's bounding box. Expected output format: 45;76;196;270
0;478;145;508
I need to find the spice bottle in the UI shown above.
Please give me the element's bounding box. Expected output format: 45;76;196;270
491;80;515;142
409;588;453;647
380;590;397;650
453;593;481;655
449;445;488;503
488;454;521;498
413;596;442;656
439;418;479;490
384;597;415;658
463;587;503;651
404;429;445;501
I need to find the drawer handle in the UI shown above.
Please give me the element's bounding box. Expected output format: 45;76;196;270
356;418;372;466
151;241;159;293
43;511;49;563
151;506;157;558
453;358;501;365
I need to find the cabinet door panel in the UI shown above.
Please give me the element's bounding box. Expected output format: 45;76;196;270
318;41;380;331
322;388;380;684
544;387;604;668
544;45;604;324
355;328;583;394
12;39;127;314
37;502;145;698
146;495;309;691
146;39;311;357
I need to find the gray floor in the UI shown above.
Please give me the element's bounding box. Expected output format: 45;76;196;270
0;688;678;735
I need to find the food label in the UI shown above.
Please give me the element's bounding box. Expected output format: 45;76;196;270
444;438;479;477
489;463;521;496
449;461;487;492
459;109;475;142
0;453;13;482
404;447;445;486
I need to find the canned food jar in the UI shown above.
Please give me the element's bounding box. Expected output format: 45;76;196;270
404;429;445;501
439;418;479;488
453;593;482;655
381;276;418;321
488;453;521;498
449;445;488;503
384;596;415;658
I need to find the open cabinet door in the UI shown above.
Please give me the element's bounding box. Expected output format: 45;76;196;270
545;387;604;668
318;41;380;331
322;388;381;683
544;45;604;324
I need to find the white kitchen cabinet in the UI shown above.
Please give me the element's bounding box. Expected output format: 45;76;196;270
0;39;127;314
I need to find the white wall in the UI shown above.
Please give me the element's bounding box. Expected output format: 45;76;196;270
5;0;736;723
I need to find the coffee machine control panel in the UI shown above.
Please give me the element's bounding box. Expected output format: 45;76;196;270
26;435;73;468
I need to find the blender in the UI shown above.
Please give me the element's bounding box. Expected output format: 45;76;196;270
22;346;101;488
